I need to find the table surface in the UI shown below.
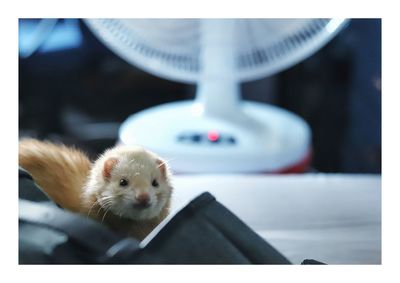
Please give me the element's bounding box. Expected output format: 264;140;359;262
168;173;381;264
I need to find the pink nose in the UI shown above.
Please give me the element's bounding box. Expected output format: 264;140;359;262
134;193;150;207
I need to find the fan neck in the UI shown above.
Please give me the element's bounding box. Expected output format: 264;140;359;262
195;19;241;120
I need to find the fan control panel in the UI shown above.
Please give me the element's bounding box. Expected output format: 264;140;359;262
177;131;236;145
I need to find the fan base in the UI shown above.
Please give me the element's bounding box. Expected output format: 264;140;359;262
119;101;311;173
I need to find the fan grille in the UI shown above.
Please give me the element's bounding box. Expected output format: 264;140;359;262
85;19;347;83
238;19;329;68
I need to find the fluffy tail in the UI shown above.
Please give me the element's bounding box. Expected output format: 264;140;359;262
19;138;92;213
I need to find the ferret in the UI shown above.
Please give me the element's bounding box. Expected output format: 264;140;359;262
19;138;173;241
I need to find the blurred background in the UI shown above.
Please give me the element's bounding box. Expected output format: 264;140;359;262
18;19;381;173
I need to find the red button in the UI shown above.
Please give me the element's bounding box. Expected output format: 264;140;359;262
207;131;220;142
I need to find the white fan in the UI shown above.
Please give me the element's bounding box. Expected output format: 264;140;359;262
85;19;348;173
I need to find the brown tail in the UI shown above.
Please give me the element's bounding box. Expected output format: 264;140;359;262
19;138;92;213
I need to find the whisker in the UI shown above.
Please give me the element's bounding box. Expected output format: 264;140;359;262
98;196;114;202
87;199;101;217
96;202;107;217
101;206;111;222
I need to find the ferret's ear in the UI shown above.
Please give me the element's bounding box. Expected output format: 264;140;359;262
103;157;118;180
156;158;168;178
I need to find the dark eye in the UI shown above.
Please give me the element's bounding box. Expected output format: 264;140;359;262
119;178;129;187
152;179;159;187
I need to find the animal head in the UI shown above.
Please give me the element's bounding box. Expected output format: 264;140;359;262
86;146;173;221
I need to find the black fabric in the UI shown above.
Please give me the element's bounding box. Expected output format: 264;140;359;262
19;168;291;264
19;199;139;260
129;192;290;264
301;259;326;265
19;167;51;202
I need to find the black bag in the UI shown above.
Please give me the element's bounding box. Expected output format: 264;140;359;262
19;168;292;264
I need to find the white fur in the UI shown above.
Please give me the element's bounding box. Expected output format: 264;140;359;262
83;145;172;221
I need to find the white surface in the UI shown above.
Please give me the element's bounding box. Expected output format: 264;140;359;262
169;174;381;264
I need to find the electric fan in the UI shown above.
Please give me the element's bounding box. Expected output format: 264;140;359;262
84;19;348;173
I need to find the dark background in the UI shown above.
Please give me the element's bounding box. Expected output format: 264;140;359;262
18;19;381;173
